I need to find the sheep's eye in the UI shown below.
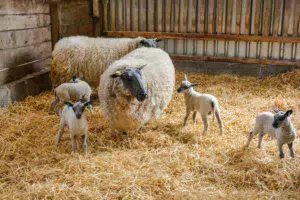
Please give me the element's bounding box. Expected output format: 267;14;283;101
183;86;189;89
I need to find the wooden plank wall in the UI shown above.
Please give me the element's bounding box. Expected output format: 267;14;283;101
0;0;52;86
50;0;95;47
102;0;300;66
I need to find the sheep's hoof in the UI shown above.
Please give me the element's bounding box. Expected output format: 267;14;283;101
279;153;285;159
122;132;127;135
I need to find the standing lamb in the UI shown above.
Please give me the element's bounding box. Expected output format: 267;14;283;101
98;47;175;133
56;101;91;154
51;36;162;87
246;109;296;158
49;77;92;115
177;74;223;136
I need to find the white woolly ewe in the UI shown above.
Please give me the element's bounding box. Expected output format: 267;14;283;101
98;47;175;133
51;36;147;87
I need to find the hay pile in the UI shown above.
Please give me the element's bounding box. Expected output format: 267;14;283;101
0;71;299;199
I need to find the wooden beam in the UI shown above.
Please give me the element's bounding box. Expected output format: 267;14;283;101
103;31;300;42
50;2;60;49
171;55;300;66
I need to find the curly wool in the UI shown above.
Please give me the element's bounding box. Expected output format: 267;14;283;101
51;36;145;87
99;47;175;132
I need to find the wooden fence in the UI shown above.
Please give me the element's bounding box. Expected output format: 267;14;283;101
94;0;300;66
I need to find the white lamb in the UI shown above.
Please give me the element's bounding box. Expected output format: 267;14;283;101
98;47;175;133
56;101;91;153
246;109;296;158
49;77;92;115
177;74;223;136
51;36;162;87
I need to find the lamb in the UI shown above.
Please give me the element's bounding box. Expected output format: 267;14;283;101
56;101;91;153
98;47;175;133
49;76;92;115
246;109;296;159
51;36;162;87
177;74;223;136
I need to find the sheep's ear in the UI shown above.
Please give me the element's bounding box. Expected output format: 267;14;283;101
72;76;77;82
191;83;198;87
272;108;279;113
155;38;163;42
110;71;122;78
64;102;73;108
78;75;84;80
285;109;293;117
140;40;147;45
84;101;91;107
184;74;188;81
137;65;147;71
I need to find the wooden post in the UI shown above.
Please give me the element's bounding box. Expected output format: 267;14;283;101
93;0;102;37
50;2;60;49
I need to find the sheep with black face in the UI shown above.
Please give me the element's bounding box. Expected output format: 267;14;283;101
99;47;175;133
246;109;296;159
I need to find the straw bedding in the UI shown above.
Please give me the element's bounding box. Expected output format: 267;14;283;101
0;71;299;199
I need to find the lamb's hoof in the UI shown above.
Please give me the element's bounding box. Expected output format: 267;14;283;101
280;154;285;159
122;132;127;135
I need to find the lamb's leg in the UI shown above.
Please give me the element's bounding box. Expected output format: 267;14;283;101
49;98;59;114
56;101;64;116
215;109;223;136
82;134;88;154
71;135;77;153
183;110;191;126
246;126;260;147
201;113;209;135
257;132;266;148
56;119;65;147
193;112;197;125
277;141;284;159
288;142;295;158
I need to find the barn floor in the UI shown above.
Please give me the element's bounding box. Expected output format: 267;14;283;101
0;71;300;199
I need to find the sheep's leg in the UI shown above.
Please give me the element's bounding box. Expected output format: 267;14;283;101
49;98;59;114
277;141;284;159
257;132;266;148
71;135;77;153
215;109;223;136
201;113;209;136
56;119;65;147
246;126;260;147
82;134;88;154
288;142;295;158
192;112;197;125
183;110;191;126
56;101;64;116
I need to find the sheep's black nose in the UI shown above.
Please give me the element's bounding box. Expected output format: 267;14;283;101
76;114;82;119
177;88;181;93
137;91;147;101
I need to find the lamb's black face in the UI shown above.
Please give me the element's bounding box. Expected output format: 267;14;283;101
65;101;91;119
139;38;162;48
110;66;147;102
272;109;293;128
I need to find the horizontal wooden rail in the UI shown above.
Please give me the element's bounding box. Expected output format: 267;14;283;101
103;31;300;43
171;55;300;67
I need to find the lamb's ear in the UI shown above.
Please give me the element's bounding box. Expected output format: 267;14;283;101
72;76;76;82
137;65;147;71
184;74;188;81
84;101;91;107
110;71;122;78
191;83;198;87
78;75;84;80
139;39;147;45
285;109;293;117
155;38;163;42
64;101;73;108
272;108;279;113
